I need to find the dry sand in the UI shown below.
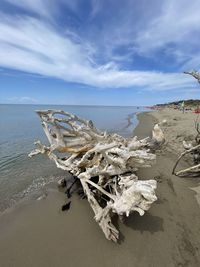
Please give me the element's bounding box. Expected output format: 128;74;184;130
150;108;198;155
0;109;200;267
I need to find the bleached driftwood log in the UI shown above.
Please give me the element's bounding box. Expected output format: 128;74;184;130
29;110;164;242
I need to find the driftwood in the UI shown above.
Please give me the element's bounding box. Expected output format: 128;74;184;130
172;143;200;176
184;70;200;83
29;110;164;241
172;71;200;176
172;115;200;176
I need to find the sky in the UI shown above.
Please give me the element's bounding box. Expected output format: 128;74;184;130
0;0;200;106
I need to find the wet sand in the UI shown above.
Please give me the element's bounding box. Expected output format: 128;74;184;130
0;111;200;267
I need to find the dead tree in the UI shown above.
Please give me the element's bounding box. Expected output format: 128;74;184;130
173;71;200;176
184;70;200;83
29;110;164;242
173;115;200;176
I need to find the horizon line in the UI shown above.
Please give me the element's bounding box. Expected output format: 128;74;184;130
0;103;149;107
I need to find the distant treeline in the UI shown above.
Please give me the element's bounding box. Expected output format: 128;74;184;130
155;99;200;107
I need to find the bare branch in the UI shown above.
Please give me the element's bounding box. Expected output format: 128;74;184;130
184;70;200;83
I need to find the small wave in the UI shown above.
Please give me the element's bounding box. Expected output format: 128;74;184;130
0;174;66;212
124;112;136;129
0;153;25;171
0;140;9;146
18;175;60;198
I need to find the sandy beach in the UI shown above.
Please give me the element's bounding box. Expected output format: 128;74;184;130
1;109;200;267
151;108;199;155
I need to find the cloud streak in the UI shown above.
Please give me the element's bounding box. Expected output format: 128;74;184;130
6;0;52;18
133;0;200;68
0;0;199;92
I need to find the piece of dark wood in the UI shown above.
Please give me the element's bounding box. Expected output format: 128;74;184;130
61;201;71;211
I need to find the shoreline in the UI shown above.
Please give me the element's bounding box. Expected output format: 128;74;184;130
0;106;142;213
133;111;157;138
0;110;147;215
0;110;200;266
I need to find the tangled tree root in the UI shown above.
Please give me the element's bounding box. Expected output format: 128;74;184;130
29;110;164;242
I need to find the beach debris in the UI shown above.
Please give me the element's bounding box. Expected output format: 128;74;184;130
183;140;193;150
65;188;71;198
62;201;71;211
173;115;200;176
58;178;67;188
161;119;167;126
29;110;164;242
152;123;165;145
172;143;200;176
36;192;48;201
172;72;200;176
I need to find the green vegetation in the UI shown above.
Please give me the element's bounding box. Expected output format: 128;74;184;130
155;99;200;108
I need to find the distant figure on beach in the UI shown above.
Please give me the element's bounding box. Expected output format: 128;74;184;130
181;101;185;113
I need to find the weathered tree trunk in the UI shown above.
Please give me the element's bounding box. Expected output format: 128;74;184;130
29;110;164;242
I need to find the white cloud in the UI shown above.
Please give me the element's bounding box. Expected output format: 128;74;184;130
90;0;102;18
134;0;200;64
6;0;52;18
0;1;199;92
6;0;86;18
86;0;200;71
181;54;200;71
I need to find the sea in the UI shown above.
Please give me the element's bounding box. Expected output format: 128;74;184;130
0;104;149;211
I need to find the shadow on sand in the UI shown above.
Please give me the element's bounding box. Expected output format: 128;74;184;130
112;211;164;244
124;211;164;234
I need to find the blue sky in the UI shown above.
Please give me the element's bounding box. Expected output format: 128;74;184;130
0;0;200;105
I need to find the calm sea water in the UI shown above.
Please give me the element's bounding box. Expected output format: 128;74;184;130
0;104;149;211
